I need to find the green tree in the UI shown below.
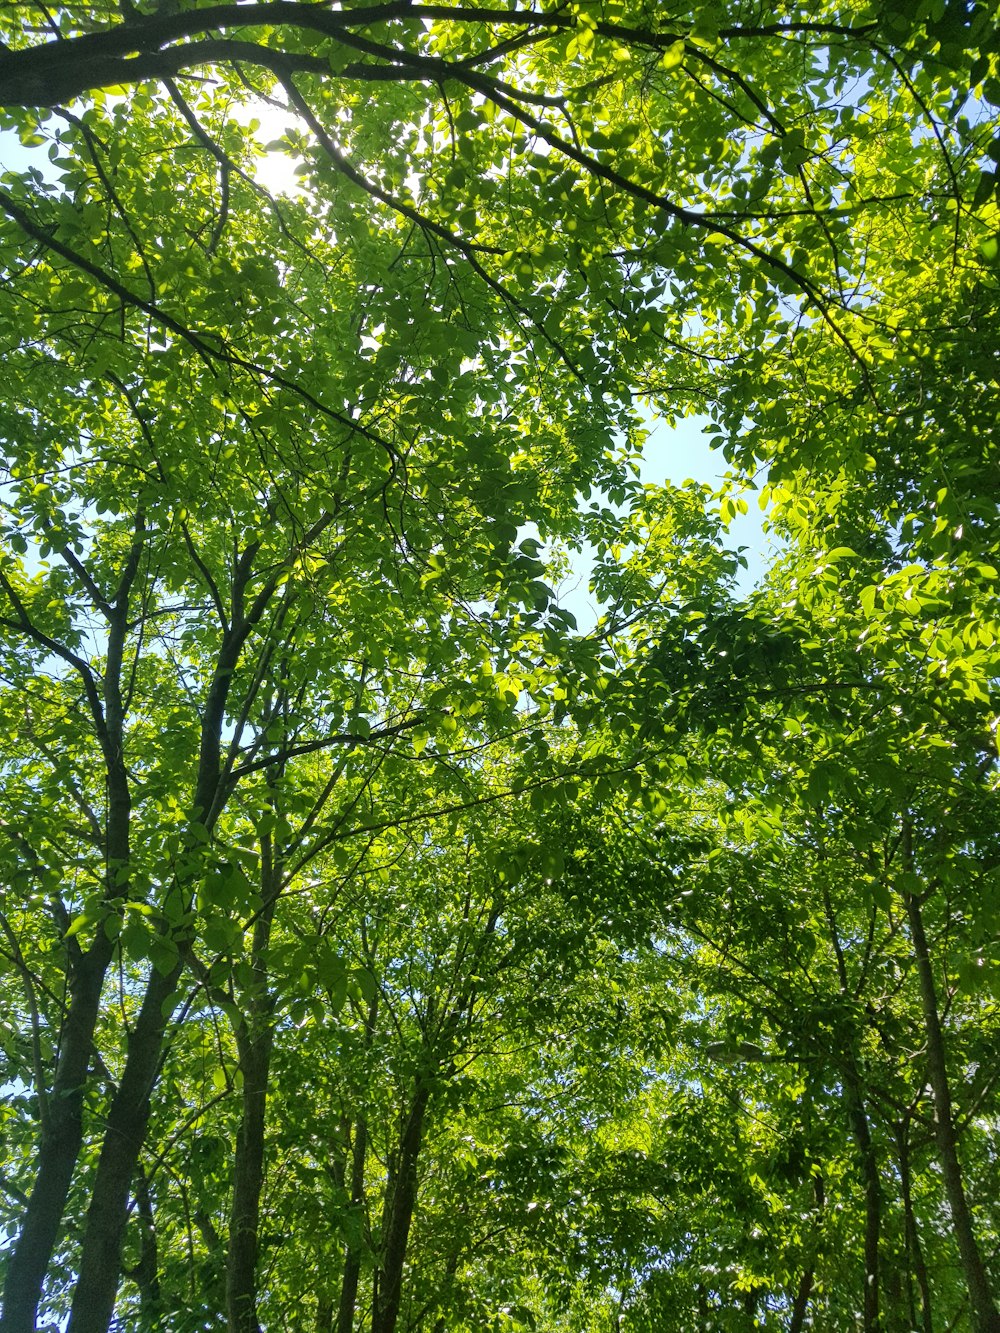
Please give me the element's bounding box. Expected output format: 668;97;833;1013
2;1;1000;1330
0;135;601;1328
597;466;1000;1328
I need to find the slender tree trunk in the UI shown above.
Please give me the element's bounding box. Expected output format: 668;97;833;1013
430;1252;460;1333
227;835;279;1333
336;988;379;1333
1;631;133;1333
370;1083;431;1333
131;1164;161;1328
788;1269;813;1333
226;1027;273;1333
0;950;109;1333
847;1084;883;1333
1;721;130;1333
898;1120;933;1333
789;1172;824;1333
336;1115;369;1333
902;865;1000;1333
696;1284;709;1321
822;877;882;1332
66;957;183;1333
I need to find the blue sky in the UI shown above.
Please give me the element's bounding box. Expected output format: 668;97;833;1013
638;414;769;581
554;411;770;628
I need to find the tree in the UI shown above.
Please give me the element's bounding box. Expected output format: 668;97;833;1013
591;442;1000;1327
2;0;1000;1329
1;0;990;407
0;110;603;1326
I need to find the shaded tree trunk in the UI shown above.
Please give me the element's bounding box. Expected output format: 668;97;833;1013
336;977;380;1333
822;877;882;1332
227;1026;273;1333
0;948;110;1333
336;1114;370;1333
227;833;280;1333
898;1119;933;1333
789;1264;814;1332
316;1295;335;1333
431;1252;460;1333
848;1084;883;1333
1;632;134;1333
789;1172;824;1333
67;957;184;1333
902;835;1000;1333
370;1082;431;1333
130;1165;162;1328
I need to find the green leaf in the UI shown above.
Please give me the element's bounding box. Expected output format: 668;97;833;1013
64;911;94;940
660;40;685;70
350;966;378;1004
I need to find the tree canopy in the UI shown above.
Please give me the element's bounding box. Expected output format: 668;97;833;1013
1;0;1000;1330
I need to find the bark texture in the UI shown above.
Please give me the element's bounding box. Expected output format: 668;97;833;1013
226;852;278;1333
0;951;107;1333
67;959;184;1333
370;1083;431;1333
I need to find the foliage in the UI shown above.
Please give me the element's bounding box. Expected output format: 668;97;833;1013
1;1;1000;1331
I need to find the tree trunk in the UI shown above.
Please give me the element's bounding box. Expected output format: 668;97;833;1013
789;1172;824;1333
335;987;379;1333
131;1164;162;1328
0;943;112;1333
898;1120;933;1333
903;872;1000;1333
370;1083;431;1333
822;877;882;1333
788;1267;813;1332
847;1084;883;1333
226;839;279;1333
226;1027;273;1333
66;958;183;1333
336;1114;369;1333
1;697;131;1333
430;1252;460;1333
